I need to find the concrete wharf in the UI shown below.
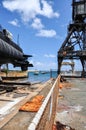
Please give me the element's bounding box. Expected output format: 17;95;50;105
0;76;86;130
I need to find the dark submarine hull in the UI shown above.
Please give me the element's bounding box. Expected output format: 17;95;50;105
0;29;33;71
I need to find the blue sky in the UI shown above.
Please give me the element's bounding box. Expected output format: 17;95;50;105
0;0;82;71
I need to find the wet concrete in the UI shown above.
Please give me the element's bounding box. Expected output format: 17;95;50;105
55;78;86;130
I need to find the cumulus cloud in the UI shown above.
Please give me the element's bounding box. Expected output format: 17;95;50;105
44;54;56;58
2;0;59;22
39;0;59;18
2;0;59;38
8;19;20;27
31;18;44;30
34;61;57;70
35;61;44;66
36;29;56;38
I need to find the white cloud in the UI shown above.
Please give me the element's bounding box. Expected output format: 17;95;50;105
36;29;56;38
61;23;67;28
44;54;56;58
35;61;44;66
33;61;57;70
29;60;34;64
31;18;44;30
2;0;59;23
39;0;59;18
48;62;57;68
8;19;20;27
3;0;59;38
2;0;40;22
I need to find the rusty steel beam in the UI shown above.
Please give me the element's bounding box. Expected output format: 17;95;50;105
57;0;86;77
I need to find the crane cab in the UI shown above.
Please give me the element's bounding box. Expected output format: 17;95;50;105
72;0;86;22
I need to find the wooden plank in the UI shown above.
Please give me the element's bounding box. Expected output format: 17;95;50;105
0;81;31;85
0;96;14;101
0;90;6;95
0;92;38;129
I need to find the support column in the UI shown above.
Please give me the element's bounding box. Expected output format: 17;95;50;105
58;57;63;75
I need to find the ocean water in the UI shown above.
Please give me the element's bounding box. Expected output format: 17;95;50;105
28;71;57;83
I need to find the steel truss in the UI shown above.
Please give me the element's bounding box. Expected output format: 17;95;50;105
58;22;86;77
58;0;86;77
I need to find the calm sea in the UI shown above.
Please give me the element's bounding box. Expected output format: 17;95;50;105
28;71;57;83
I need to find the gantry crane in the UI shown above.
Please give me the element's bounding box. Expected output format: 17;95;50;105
58;0;86;77
61;60;75;73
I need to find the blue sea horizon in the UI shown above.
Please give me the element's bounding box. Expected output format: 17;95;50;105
28;70;58;83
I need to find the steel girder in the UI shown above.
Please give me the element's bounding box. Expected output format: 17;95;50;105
58;22;86;77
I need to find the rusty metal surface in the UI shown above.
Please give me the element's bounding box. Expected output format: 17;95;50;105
58;0;86;77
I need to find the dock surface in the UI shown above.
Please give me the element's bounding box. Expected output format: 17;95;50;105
55;78;86;130
0;78;55;130
0;77;86;130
